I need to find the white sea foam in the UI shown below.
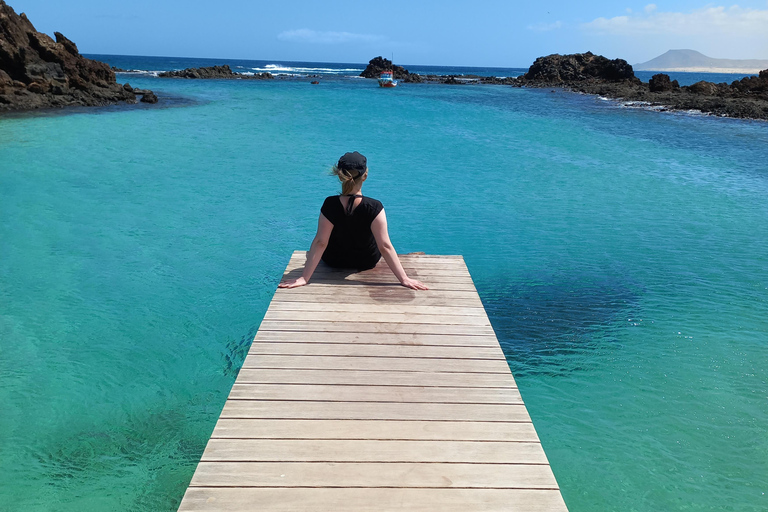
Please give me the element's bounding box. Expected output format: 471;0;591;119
115;70;161;77
617;100;715;117
250;64;363;75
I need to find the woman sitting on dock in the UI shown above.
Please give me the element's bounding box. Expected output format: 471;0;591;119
279;151;428;290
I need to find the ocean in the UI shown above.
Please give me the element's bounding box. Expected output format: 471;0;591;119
0;55;766;511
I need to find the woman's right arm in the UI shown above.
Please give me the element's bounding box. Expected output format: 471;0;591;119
371;210;428;291
278;213;334;288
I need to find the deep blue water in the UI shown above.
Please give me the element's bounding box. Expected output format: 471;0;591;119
1;56;767;511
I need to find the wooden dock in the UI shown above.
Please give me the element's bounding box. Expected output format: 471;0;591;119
178;252;568;511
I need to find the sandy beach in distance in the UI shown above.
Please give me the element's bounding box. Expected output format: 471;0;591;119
642;67;764;74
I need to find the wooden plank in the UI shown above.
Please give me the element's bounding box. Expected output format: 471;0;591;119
257;320;495;336
288;252;466;264
220;401;533;422
210;419;537;441
287;252;467;262
267;301;487;316
262;310;492;326
281;282;480;294
284;261;473;275
240;355;513;373
272;293;486;308
200;439;549;464
227;384;523;404
189;462;558;488
293;273;476;284
302;269;477;279
234;369;517;388
251;331;502;347
178;488;568;512
248;342;506;360
274;285;481;298
286;272;475;293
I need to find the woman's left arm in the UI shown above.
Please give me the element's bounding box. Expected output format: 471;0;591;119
279;213;334;288
371;210;428;290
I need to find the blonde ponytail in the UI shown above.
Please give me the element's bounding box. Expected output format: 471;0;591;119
332;165;367;195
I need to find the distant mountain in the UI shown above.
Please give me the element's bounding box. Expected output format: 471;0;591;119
635;49;768;73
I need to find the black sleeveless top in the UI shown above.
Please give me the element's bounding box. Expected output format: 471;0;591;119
320;195;384;270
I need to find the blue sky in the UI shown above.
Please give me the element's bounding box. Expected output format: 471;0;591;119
8;0;768;67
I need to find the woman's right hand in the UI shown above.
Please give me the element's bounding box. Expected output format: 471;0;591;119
400;277;429;290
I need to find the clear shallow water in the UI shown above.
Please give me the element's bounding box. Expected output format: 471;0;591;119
1;64;767;511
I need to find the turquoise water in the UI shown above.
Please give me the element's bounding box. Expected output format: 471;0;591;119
1;70;767;511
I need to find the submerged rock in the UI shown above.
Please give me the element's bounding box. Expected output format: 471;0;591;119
139;91;158;103
0;0;152;111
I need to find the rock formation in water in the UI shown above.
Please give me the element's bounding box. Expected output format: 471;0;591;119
518;52;637;84
515;52;768;120
0;0;155;111
360;57;412;80
158;65;273;79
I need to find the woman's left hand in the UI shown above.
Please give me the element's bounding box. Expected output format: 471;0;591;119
279;276;308;288
400;277;429;290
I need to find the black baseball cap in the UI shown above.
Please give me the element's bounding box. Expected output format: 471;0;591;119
337;151;367;178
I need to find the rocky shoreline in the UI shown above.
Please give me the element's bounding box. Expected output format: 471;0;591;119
0;1;156;112
511;52;768;120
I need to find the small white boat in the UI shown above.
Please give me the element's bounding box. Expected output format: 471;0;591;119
378;70;397;88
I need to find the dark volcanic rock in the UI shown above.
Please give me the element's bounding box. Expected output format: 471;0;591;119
360;57;410;80
648;73;679;92
402;73;422;83
686;80;720;96
520;52;636;84
158;65;273;79
0;1;149;111
731;70;768;96
479;76;518;85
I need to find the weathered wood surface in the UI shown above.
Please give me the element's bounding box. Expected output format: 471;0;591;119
178;252;568;511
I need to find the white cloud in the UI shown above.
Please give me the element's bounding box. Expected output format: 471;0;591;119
527;21;563;32
277;29;385;44
582;5;768;36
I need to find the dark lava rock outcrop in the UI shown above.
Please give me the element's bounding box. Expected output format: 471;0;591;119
0;0;152;111
360;57;411;80
515;52;768;120
648;73;679;92
518;52;637;84
158;65;273;79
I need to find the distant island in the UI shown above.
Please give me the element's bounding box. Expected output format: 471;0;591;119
635;49;768;74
